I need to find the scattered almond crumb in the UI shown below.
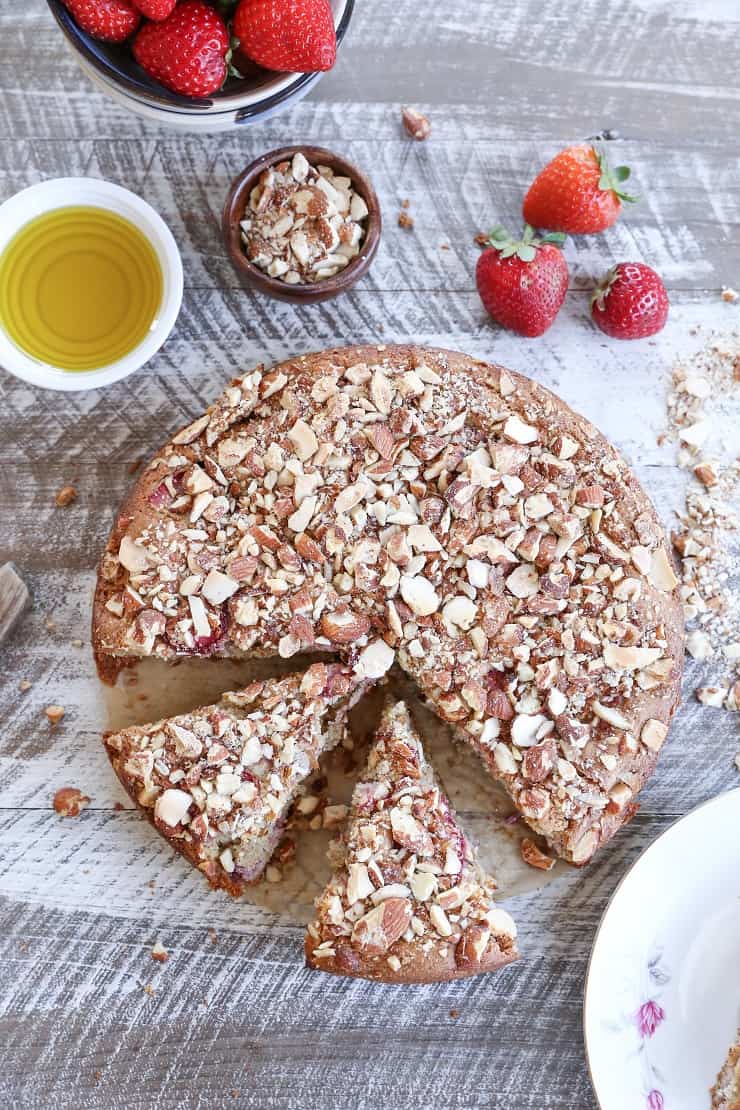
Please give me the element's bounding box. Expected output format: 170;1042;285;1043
474;232;489;247
44;704;65;726
208;928;219;945
70;638;84;648
273;837;295;866
53;787;90;817
449;1008;460;1019
322;803;348;829
231;1092;241;1099
401;106;431;141
398;211;414;230
520;837;556;871
151;941;169;963
19;679;32;693
666;336;740;711
55;485;77;508
401;198;410;209
143;984;155;997
721;287;738;303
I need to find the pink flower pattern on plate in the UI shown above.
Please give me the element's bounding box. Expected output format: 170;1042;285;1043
636;1000;666;1039
647;1090;664;1110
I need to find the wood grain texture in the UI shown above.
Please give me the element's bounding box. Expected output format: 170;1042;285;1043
1;0;739;1106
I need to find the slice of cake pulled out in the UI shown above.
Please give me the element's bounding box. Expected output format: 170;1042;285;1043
306;701;519;983
713;1032;740;1110
104;663;368;895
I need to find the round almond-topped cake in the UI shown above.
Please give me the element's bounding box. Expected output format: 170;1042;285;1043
94;345;684;867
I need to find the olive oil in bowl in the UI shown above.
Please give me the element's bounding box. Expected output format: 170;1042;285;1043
0;206;163;372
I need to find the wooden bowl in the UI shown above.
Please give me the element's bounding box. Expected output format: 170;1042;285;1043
222;145;382;304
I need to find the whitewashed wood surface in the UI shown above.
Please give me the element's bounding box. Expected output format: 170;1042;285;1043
1;1;739;1107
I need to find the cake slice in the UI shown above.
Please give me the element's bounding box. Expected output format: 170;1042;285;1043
104;662;368;895
713;1032;740;1109
305;700;519;982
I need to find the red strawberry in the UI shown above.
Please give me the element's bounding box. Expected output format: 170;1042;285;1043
475;226;568;338
590;262;669;340
62;0;140;42
523;144;637;234
133;0;230;97
131;0;177;20
232;0;336;73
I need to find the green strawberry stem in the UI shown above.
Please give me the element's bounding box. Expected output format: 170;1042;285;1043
487;224;566;262
590;265;619;311
593;146;639;204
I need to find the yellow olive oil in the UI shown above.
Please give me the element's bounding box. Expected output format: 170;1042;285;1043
0;206;163;372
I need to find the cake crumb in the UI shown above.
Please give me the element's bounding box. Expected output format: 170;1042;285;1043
665;335;740;711
53;787;90;817
55;485;77;508
721;287;738;303
44;704;65;726
398;211;414;230
151;941;169;963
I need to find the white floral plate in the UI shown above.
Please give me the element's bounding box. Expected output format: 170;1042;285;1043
584;788;740;1110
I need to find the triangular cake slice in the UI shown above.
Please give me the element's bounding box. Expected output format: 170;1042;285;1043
104;663;369;895
305;701;519;982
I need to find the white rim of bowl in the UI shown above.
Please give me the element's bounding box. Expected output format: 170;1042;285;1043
75;53;323;129
0;178;183;392
582;786;740;1109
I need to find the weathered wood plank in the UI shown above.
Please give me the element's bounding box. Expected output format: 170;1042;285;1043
0;812;680;1110
1;1;739;1107
2;1;740;145
2;140;738;291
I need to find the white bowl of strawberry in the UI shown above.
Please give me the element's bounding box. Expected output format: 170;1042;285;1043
47;0;353;131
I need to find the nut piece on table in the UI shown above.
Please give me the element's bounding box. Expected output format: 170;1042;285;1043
520;837;556;871
53;787;91;817
55;485;78;508
44;704;65;726
401;106;431;141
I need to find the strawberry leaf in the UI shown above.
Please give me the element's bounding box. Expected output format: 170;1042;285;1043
485;224;566;261
594;146;639;204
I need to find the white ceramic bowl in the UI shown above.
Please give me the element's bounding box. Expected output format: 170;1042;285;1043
0;178;183;392
584;788;740;1110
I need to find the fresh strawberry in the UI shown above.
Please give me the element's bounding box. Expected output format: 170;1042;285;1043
130;0;177;20
133;0;230;97
232;0;336;73
590;262;669;339
475;225;568;337
62;0;140;42
523;144;637;234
